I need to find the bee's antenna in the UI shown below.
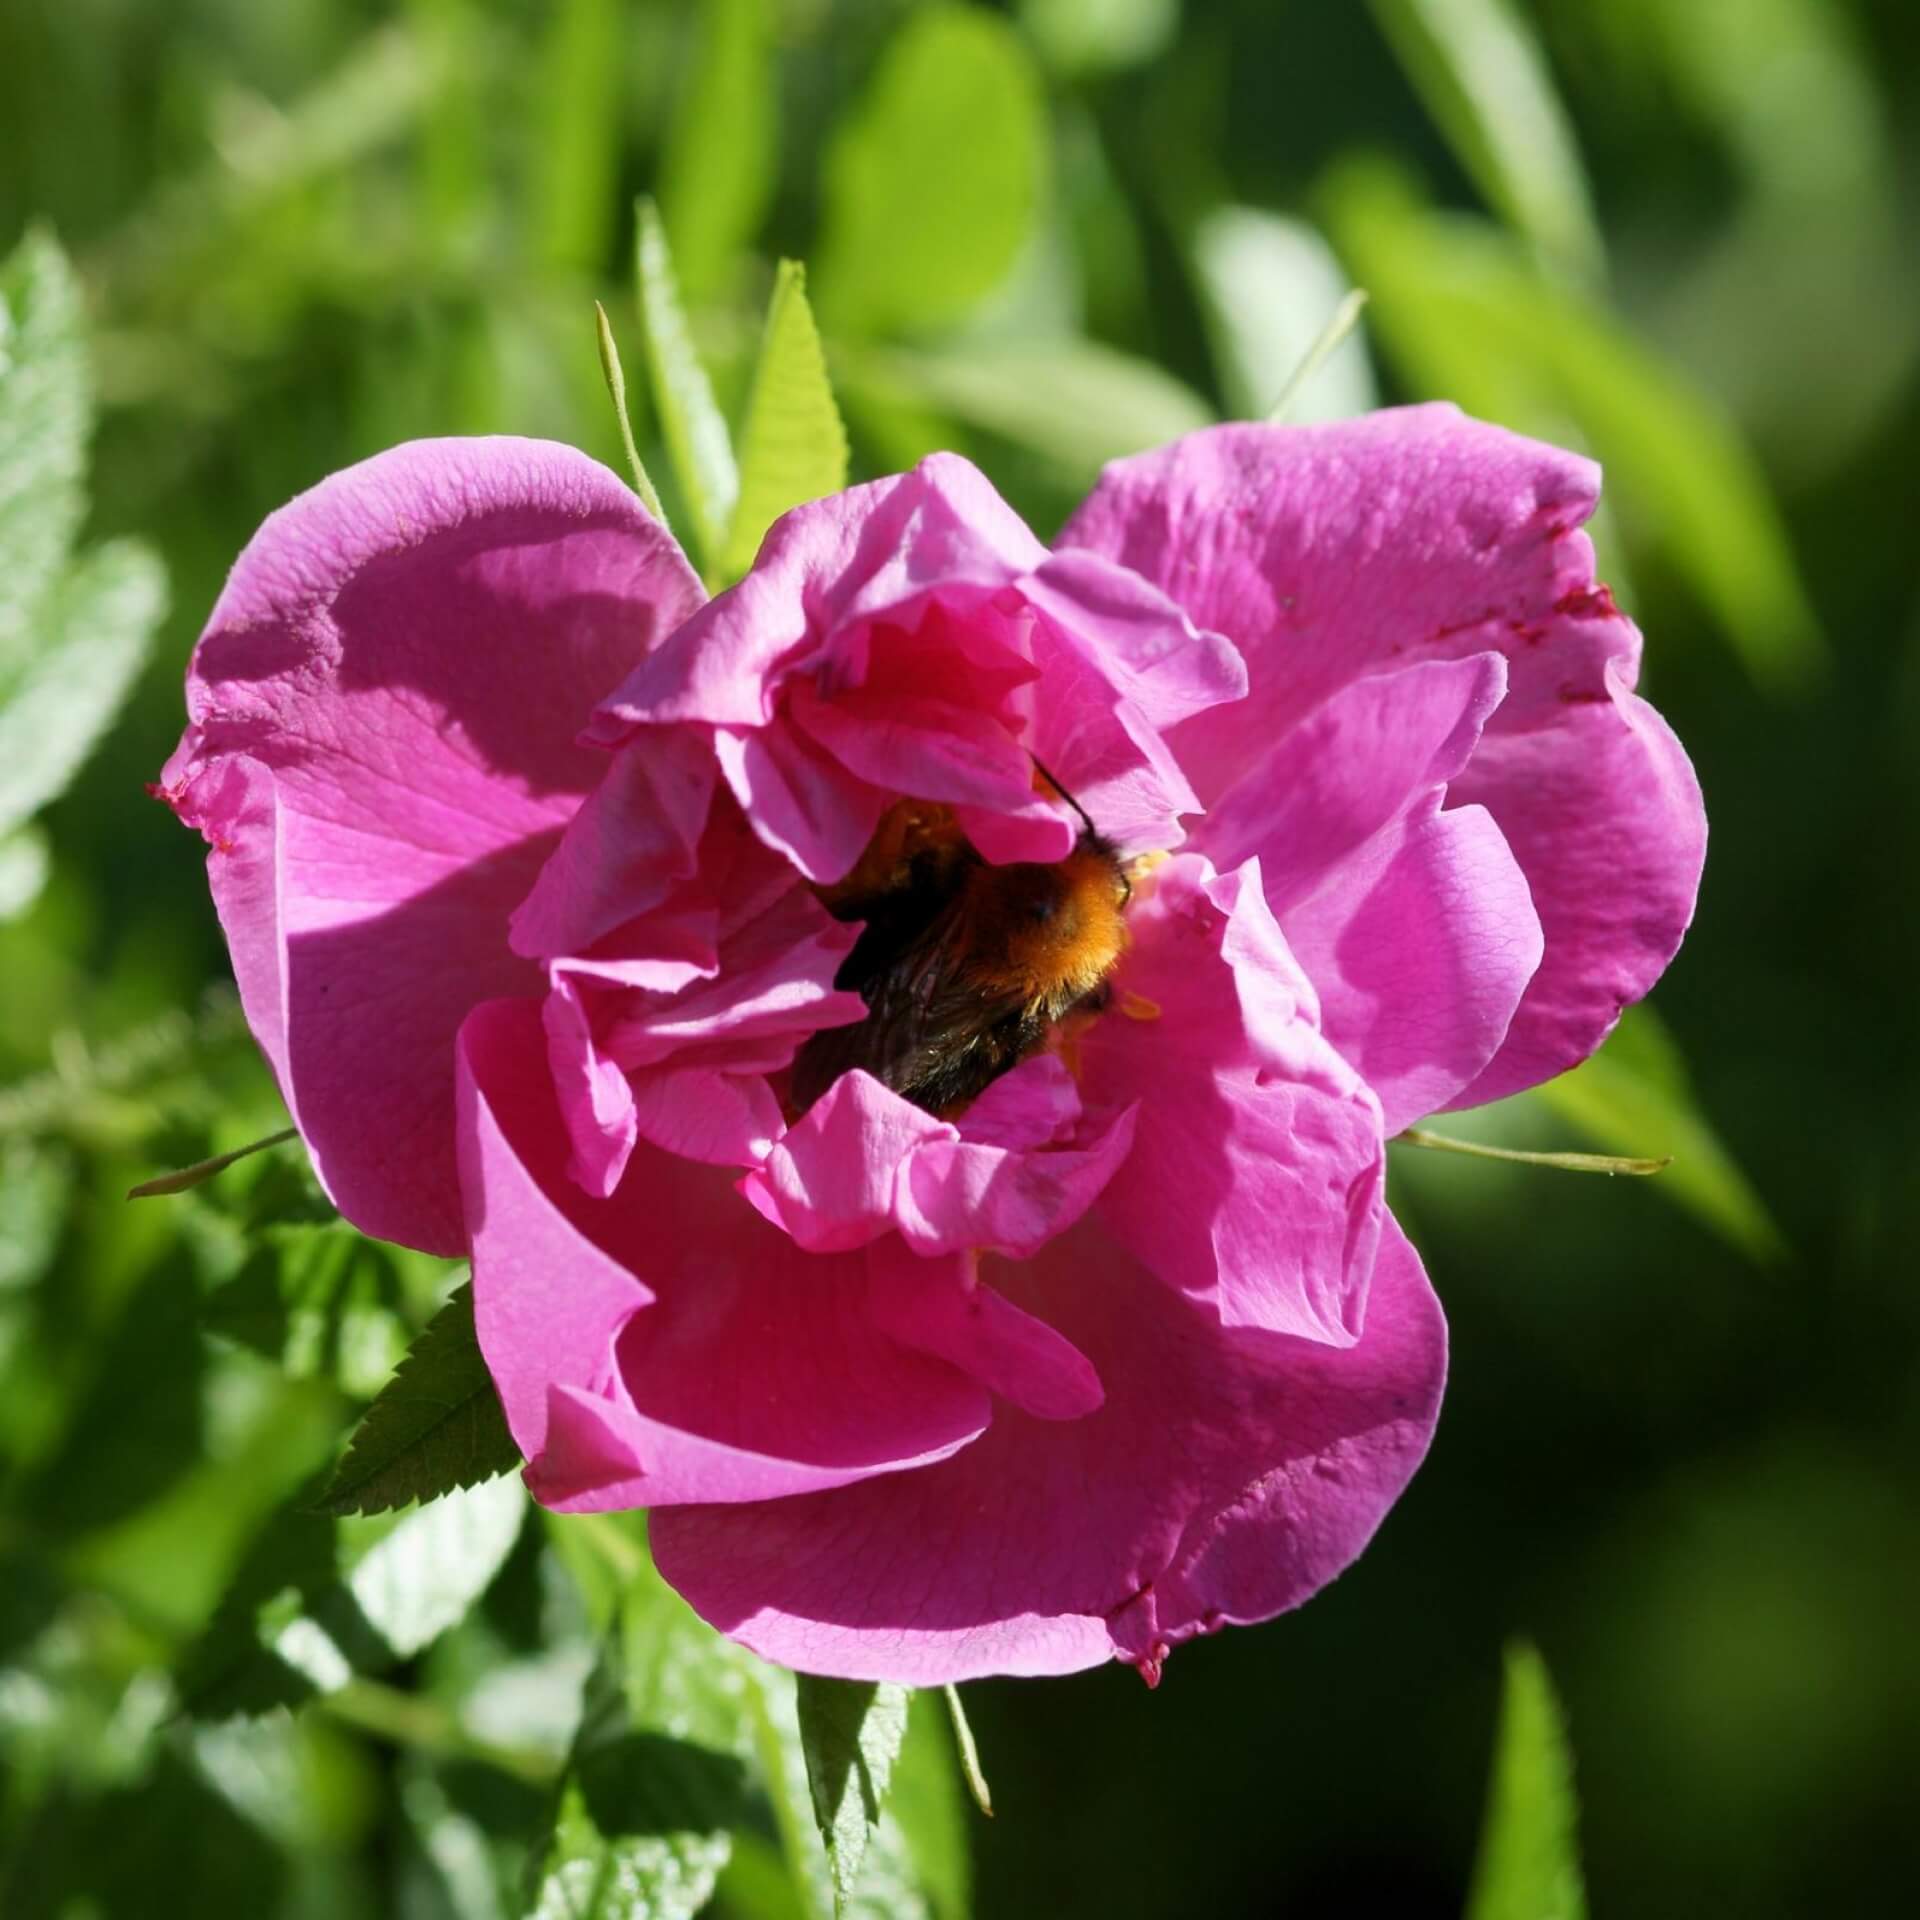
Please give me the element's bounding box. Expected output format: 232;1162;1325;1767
1028;754;1097;838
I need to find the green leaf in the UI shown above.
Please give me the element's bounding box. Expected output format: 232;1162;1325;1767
316;1280;522;1516
528;1642;747;1920
1019;0;1178;79
531;0;625;273
0;1138;68;1292
1369;0;1604;283
1533;1005;1783;1262
1322;159;1823;691
658;0;776;304
886;1692;972;1920
816;7;1046;338
184;1476;527;1716
1466;1641;1589;1920
794;1675;912;1917
634;197;739;577
0;229;87;679
721;263;849;583
0;536;166;839
202;1220;411;1400
1190;208;1379;422
0;823;49;923
859;339;1211;483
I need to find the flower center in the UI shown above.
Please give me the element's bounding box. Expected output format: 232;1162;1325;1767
791;797;1131;1117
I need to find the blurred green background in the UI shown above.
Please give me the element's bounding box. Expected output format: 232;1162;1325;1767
2;1;1917;1914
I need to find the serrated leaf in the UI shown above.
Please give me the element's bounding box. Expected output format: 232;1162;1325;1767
1467;1642;1589;1920
317;1281;521;1515
1533;1005;1783;1261
658;0;776;304
795;1676;911;1916
1191;208;1379;422
720;262;849;582
1370;0;1604;283
1323;159;1823;690
634;197;738;577
0;229;88;679
528;1646;747;1920
184;1475;527;1717
816;7;1046;338
863;339;1211;482
0;535;165;840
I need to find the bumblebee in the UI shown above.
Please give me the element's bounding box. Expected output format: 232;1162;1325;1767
791;772;1131;1118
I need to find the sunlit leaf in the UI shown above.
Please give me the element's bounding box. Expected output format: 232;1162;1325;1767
184;1476;527;1717
407;0;490;250
634;197;739;576
531;0;624;273
860;339;1210;482
1533;1005;1783;1262
887;1692;972;1920
659;0;776;304
1191;207;1379;421
795;1676;911;1917
713;1834;815;1920
0;537;166;840
0;1138;68;1291
0;228;87;677
1323;159;1823;691
316;1280;521;1515
528;1643;746;1920
1019;0;1178;78
1370;0;1603;282
0;823;48;922
1466;1641;1588;1920
721;262;849;583
816;7;1046;338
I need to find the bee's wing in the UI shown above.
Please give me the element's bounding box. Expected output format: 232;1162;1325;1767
794;902;1033;1114
856;915;1036;1109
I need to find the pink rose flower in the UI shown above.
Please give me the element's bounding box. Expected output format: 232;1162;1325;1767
161;407;1705;1683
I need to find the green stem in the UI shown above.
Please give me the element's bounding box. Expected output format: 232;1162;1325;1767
942;1684;993;1819
1267;288;1369;421
126;1125;298;1198
595;299;669;524
1396;1127;1670;1176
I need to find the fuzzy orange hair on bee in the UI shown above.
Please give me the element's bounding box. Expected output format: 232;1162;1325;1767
790;765;1131;1118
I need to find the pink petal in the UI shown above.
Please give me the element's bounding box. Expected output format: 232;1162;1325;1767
743;1069;1136;1262
590;455;1047;734
1445;657;1705;1103
649;1212;1444;1682
1058;408;1604;801
1198;655;1545;1130
1078;857;1386;1344
542;971;639;1199
712;721;890;884
508;728;717;962
458;997;992;1510
1060;408;1705;1098
157;437;703;1252
866;1240;1104;1422
627;1064;786;1167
